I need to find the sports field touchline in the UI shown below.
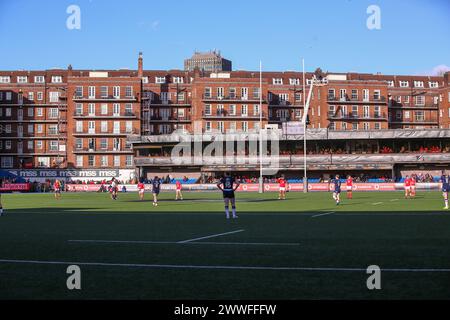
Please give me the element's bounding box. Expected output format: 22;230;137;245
0;259;449;273
68;239;302;246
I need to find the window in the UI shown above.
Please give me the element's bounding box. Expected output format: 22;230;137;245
34;76;45;83
37;124;43;133
289;78;300;85
113;86;120;98
100;86;108;98
374;106;381;118
113;103;120;116
5;108;11;117
254;104;260;116
49;92;59;103
49;108;59;118
363;105;370;118
351;105;358;117
125;103;132;115
76;156;83;167
101;104;108;115
48;125;58;135
363;122;369;130
294;92;302;101
415;111;425;121
6;92;12;100
405;111;410;119
329;122;336;130
27;141;34;150
88;86;95;98
126;121;133;133
125;86;133;97
204;87;212;98
113;121;120;134
155;77;165;84
399;81;409;87
216;104;224;116
351;89;358;100
339;89;347;101
204;104;211;116
0;76;11;83
253;87;260;99
415;95;425;106
1;157;13;168
414;81;424;88
88;103;95;115
36;141;42;149
142;77;149;84
75;103;83;115
241;87;248;100
217;87;224;98
28;107;34;117
49;141;58;151
101;156;108;167
28;92;34;101
373;90;381;100
242;121;248;132
17;76;28;83
363;89;369;101
75;139;83;150
101;121;108;132
5;124;11;133
328;105;336;117
51;76;63;83
88;138;95;150
28;124;34;133
173;77;183;84
279;93;289;104
126;155;133;166
205;121;212;132
352;123;358;130
112;138;120;151
429;81;438;88
177;92;185;101
241;105;248;116
100;138;108;149
272;78;283;85
374;123;381;130
0;92;2;101
328;89;336;99
229;105;236;116
37;92;43;100
217;121;224;133
387;80;394;87
88;121;95;134
88;155;95;167
114;156;120;167
75;86;83;97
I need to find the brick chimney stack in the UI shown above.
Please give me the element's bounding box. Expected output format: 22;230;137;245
138;52;143;78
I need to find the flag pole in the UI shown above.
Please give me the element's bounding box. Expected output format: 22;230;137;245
259;60;263;193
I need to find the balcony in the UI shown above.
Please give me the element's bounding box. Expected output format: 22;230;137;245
202;94;265;102
72;112;137;118
72;95;137;102
327;112;388;121
148;116;191;122
73;129;138;136
202;111;266;119
73;147;132;154
146;99;192;106
327;95;387;104
268;101;304;108
388;102;439;110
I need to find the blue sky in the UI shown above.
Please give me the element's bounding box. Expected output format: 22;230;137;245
0;0;448;74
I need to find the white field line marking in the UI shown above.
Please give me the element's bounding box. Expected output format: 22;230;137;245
68;239;301;246
311;211;335;218
390;199;399;202
334;213;449;216
177;229;245;243
0;259;449;272
372;202;383;205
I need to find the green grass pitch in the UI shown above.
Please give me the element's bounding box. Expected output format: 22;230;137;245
0;190;449;300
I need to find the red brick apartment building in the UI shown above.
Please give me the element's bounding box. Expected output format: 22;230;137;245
1;53;449;180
